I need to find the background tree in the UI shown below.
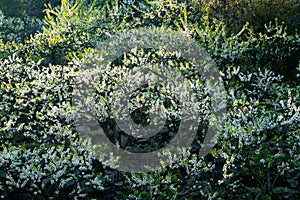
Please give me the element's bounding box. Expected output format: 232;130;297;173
193;0;300;34
23;0;61;18
0;0;60;18
0;0;24;17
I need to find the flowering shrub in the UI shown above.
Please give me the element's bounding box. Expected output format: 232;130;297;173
114;69;300;199
217;68;300;199
0;0;299;199
0;55;112;199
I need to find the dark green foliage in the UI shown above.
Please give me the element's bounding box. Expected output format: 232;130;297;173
0;11;43;43
24;0;61;18
194;0;300;35
0;0;24;17
0;0;60;18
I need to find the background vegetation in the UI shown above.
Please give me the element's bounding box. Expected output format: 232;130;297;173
0;0;299;199
196;0;300;34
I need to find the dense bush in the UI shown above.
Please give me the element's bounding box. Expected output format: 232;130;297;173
0;0;299;199
0;0;59;45
0;10;43;43
0;55;113;199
